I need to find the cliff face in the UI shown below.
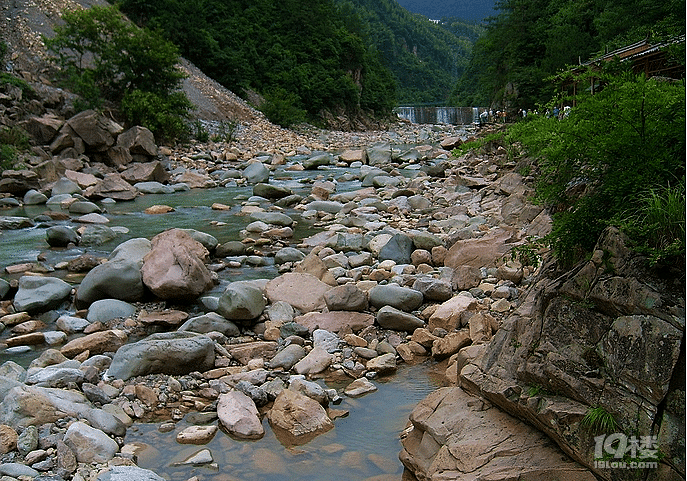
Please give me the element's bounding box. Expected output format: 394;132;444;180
401;226;685;481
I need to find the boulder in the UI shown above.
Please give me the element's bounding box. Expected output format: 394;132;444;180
294;311;374;334
105;332;215;380
302;153;333;170
399;387;596;481
96;466;166;481
66;110;122;152
116;126;157;156
242;162;270;184
216;281;266;320
267;389;333;445
217;391;264;440
75;239;150;307
253;183;292;199
368;284;423;312
428;295;479;332
324;284;368;311
444;227;516;270
376;306;425;332
86;299;136;323
88;173;138;201
121;161;170;184
265;272;330;313
13;276;72;313
141;229;214;300
60;330;128;358
63;421;119;464
0;385;125;436
45;225;79;248
178;312;240;337
378;233;414;264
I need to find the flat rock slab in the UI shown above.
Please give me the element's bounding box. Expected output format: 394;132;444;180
400;386;596;481
265;272;329;313
294;311;374;334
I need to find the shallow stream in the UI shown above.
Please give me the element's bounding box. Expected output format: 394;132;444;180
0;158;452;480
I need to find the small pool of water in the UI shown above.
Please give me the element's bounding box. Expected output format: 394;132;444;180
125;362;447;481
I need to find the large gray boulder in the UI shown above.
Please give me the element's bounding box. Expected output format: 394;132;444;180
105;332;215;381
378;233;415;265
178;312;240;337
75;240;150;307
376;305;425;332
13;276;72;313
242;162;270;184
368;284;423;312
216;281;266;320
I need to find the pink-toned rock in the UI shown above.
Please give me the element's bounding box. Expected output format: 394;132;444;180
175;171;215;189
22;115;64;144
431;330;471;359
138;310;189;326
121;161;169;184
87;173;137;201
294;311;374;334
227;341;278;365
176;425;218;445
267;389;333;445
141;229;214;300
217;391;264;440
444;227;517;270
428;295;479;332
144;205;175;214
64;169;100;188
400;387;596;481
265;272;330;313
60;329;128;358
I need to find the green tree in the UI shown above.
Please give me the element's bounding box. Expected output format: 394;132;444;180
45;5;191;141
510;69;685;266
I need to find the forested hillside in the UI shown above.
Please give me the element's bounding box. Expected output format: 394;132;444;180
452;0;685;109
119;0;397;127
395;0;497;22
336;0;481;104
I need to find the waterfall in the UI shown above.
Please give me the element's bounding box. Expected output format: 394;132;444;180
396;106;485;125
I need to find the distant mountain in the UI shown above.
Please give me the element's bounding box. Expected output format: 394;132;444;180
336;0;482;104
395;0;497;22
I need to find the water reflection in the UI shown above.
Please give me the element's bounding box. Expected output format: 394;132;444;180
125;362;446;481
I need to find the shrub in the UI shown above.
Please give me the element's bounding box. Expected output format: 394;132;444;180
45;5;191;141
120;90;192;143
259;88;306;127
581;405;619;434
510;70;685;266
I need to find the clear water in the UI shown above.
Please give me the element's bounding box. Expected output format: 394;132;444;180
125;362;447;481
0;161;449;479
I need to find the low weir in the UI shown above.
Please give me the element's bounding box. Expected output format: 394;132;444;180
395;106;486;125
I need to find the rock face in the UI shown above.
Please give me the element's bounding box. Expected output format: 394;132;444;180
455;227;684;480
400;387;597;481
141;229;215;300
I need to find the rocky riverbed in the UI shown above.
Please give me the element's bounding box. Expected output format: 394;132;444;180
1;18;684;479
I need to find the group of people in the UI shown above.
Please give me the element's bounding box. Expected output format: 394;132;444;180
478;105;571;125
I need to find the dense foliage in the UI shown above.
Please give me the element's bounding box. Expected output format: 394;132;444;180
395;0;497;22
508;69;685;267
452;0;685;109
45;5;192;141
119;0;397;126
336;0;481;104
